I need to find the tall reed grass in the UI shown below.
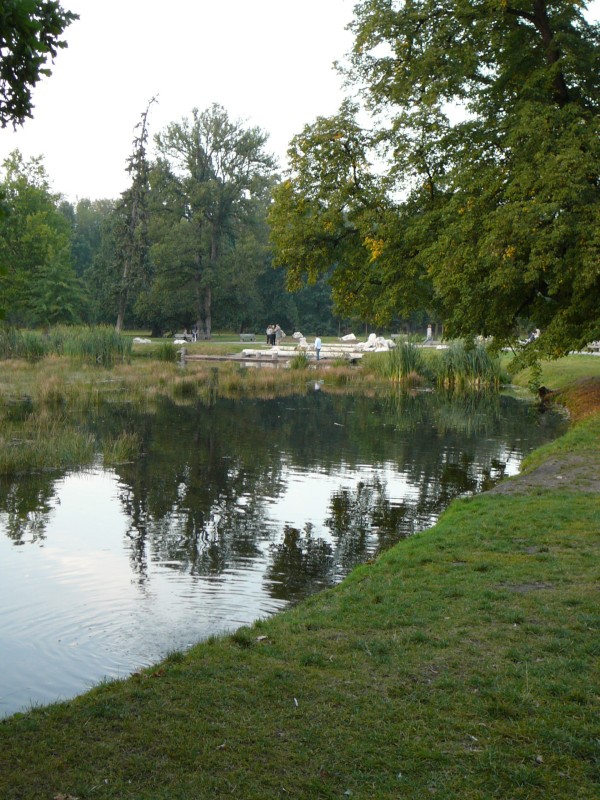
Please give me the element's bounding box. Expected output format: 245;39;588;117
368;342;427;384
0;325;132;364
433;341;506;388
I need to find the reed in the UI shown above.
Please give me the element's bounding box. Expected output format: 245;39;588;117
0;327;49;360
434;341;506;388
57;325;132;365
375;342;427;383
0;325;132;365
154;341;178;362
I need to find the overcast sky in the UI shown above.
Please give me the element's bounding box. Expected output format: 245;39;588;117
0;0;355;201
0;0;598;203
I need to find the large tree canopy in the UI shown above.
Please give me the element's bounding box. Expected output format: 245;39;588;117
151;104;277;337
0;0;77;127
270;0;600;356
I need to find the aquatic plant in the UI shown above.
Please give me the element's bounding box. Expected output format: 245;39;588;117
155;341;178;362
434;341;506;388
102;432;142;465
57;326;132;365
0;408;95;475
382;342;426;383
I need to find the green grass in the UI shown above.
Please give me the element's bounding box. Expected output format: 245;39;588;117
0;372;599;797
508;354;600;391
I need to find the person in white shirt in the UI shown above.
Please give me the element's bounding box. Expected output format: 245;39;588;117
315;335;322;360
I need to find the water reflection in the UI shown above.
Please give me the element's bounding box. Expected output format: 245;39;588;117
0;389;566;718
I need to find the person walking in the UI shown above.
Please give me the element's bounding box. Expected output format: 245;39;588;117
314;335;322;361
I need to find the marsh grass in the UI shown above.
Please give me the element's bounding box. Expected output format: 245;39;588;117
367;342;427;384
0;358;384;475
0;408;95;475
154;341;178;362
102;432;142;465
0;325;132;364
434;341;506;388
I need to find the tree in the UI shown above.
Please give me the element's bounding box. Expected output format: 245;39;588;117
60;197;115;278
269;101;434;327
0;0;77;127
114;98;156;332
271;1;600;356
153;104;276;337
0;150;87;325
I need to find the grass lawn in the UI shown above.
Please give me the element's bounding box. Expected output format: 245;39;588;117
508;354;600;391
0;359;598;799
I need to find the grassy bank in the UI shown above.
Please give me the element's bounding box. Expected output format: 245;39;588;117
0;367;599;799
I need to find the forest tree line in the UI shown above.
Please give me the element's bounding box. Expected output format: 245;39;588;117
0;0;598;356
0;104;350;337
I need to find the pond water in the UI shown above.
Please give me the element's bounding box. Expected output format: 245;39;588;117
0;389;566;718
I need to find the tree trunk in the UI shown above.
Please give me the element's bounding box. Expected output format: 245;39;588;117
508;0;570;107
193;255;204;336
115;274;128;333
204;286;212;338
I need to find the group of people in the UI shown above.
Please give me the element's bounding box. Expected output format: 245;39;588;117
266;324;285;346
181;326;199;342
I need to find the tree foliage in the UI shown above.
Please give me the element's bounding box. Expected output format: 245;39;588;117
0;151;87;325
114;98;156;332
152;104;277;336
0;0;77;127
270;0;600;355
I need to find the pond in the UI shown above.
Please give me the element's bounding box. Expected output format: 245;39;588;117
0;389;566;718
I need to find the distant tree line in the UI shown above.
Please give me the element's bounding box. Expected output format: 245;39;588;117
0;105;359;337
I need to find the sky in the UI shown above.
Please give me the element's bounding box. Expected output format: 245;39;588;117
0;0;356;201
0;0;598;203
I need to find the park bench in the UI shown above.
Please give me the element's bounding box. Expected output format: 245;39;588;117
587;341;600;353
239;333;256;342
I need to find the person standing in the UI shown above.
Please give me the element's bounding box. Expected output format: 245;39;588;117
274;324;284;345
266;324;273;345
314;335;322;360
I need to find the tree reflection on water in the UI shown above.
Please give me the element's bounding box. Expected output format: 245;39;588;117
0;389;566;604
